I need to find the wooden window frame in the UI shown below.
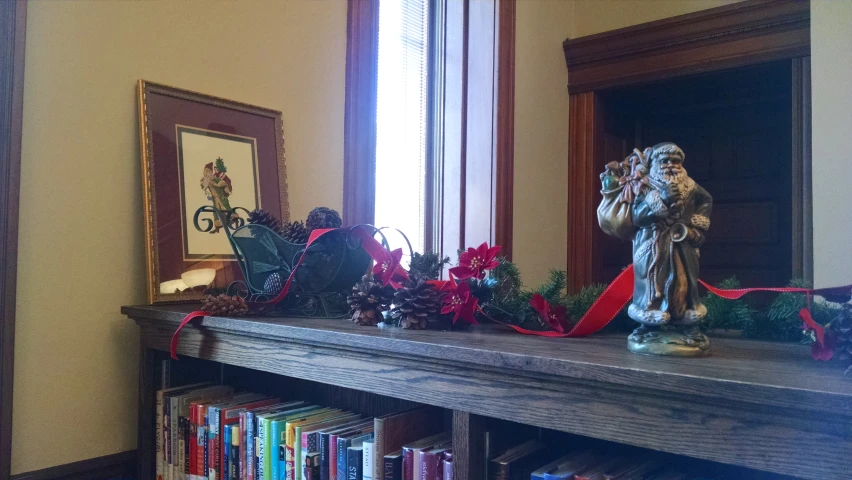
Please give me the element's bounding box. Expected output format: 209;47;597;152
0;1;27;478
563;0;811;291
344;0;515;260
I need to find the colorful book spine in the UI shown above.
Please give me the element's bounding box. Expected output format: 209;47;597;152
269;420;282;480
246;412;256;480
189;403;197;480
231;425;241;480
441;459;452;480
362;441;373;480
239;412;247;480
258;418;267;480
157;392;165;480
335;437;350;479
203;406;210;479
328;434;339;480
224;421;232;480
346;446;363;480
401;448;414;480
209;405;221;480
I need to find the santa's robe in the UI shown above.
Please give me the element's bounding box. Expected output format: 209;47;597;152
629;177;712;325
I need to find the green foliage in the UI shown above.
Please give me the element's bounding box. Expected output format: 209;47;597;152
408;252;450;281
536;270;567;304
215;157;227;173
765;278;839;341
702;277;756;333
564;283;606;322
489;257;522;305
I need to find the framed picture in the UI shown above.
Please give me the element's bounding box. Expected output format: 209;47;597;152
137;80;288;303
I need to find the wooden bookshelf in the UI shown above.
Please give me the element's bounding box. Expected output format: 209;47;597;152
124;304;852;480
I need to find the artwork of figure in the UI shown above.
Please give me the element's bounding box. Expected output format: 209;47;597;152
200;157;239;233
598;143;713;356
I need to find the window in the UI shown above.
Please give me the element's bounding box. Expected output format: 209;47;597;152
344;0;515;263
374;0;431;254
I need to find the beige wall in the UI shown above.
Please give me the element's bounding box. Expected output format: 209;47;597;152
811;0;852;288
570;0;743;38
15;0;346;473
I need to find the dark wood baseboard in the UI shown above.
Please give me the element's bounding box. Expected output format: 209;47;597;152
11;450;135;480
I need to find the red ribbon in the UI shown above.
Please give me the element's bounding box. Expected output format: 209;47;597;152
170;226;391;360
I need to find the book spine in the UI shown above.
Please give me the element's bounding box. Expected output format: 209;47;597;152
382;457;400;480
157;392;164;480
318;433;330;480
172;397;180;480
239;413;246;480
269;422;281;480
209;406;220;480
231;425;241;480
346;448;362;480
419;452;436;480
165;398;172;480
441;459;452;480
246;413;255;480
196;405;207;480
184;412;191;480
258;419;266;480
299;431;310;480
335;438;348;480
304;453;320;480
224;423;232;480
362;442;373;480
279;442;287;480
328;436;339;480
292;427;302;480
203;407;210;480
189;404;197;480
372;423;382;480
401;448;414;480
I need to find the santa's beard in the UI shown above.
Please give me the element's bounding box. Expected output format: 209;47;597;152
650;162;688;185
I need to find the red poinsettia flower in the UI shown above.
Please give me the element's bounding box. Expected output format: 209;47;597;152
811;328;836;361
440;278;479;325
529;293;568;333
449;242;501;280
372;248;409;288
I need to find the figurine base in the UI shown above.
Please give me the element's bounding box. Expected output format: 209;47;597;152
627;325;711;357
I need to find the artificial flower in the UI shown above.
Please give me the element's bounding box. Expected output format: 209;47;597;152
372;248;409;288
811;329;836;361
529;293;568;333
449;242;501;280
440;277;479;324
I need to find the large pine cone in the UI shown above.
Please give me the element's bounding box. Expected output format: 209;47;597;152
305;207;343;232
247;209;283;235
281;220;309;244
201;294;248;317
391;279;442;329
347;274;394;326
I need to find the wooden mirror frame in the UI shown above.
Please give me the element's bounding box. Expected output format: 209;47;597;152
0;1;26;478
563;0;812;291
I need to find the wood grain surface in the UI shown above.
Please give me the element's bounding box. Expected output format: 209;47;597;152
125;305;852;479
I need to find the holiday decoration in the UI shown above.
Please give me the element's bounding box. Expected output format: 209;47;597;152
248;208;284;235
372;248;409;288
201;293;248;317
281;220;309;244
530;294;568;333
450;242;501;280
347;273;394;326
439;278;479;325
598;143;713;357
391;279;442;329
306;207;343;232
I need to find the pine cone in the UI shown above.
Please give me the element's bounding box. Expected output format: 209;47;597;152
306;207;343;232
281;220;309;244
201;294;248;317
247;208;283;235
391;279;442;329
347;274;394;326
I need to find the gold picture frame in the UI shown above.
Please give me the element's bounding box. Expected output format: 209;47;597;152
137;80;288;303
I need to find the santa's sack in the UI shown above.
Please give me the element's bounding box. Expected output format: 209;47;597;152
597;185;634;241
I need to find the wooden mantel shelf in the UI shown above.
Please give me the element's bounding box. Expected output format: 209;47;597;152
125;305;852;479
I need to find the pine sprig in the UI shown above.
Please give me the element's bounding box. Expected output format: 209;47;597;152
702;276;756;332
408;252;450;281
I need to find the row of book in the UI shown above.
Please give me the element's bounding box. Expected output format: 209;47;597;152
156;383;451;480
488;440;748;480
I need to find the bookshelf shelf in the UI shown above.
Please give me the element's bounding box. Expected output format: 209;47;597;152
124;304;852;479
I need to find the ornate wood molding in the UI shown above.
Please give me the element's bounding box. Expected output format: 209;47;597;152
562;0;810;92
0;2;26;478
